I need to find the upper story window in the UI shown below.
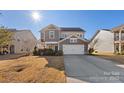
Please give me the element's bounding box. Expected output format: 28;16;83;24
80;34;82;38
17;39;20;42
77;33;83;38
61;34;65;38
70;38;77;43
77;33;80;37
114;33;119;41
61;33;67;38
121;33;124;40
49;31;55;39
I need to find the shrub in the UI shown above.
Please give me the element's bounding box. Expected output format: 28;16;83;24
88;48;94;54
55;50;63;56
43;49;55;56
37;49;44;56
33;46;38;56
33;47;63;56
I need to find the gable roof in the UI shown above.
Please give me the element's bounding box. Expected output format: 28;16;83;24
60;27;85;32
112;24;124;32
90;29;111;42
40;24;60;32
40;24;86;32
3;28;37;41
58;34;89;43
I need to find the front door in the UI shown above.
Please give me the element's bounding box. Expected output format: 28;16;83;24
10;45;15;54
55;46;58;51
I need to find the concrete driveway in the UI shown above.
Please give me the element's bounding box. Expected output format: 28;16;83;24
64;55;124;83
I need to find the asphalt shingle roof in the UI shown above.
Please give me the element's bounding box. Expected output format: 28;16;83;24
60;27;85;32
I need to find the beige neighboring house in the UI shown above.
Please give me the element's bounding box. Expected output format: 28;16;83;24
112;24;124;54
7;29;37;54
40;24;89;54
89;29;114;54
36;39;44;49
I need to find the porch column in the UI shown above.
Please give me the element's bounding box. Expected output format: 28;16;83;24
58;43;59;50
119;43;121;53
119;29;122;53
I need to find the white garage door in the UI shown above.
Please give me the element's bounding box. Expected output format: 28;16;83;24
63;45;84;54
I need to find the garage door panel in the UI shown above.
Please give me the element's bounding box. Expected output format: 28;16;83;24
63;45;84;54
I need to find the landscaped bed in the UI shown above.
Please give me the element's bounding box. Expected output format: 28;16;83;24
0;55;66;83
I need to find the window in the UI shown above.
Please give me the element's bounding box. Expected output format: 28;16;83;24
115;43;119;52
77;34;83;38
114;33;119;41
80;34;82;38
49;31;55;39
70;38;77;43
61;33;67;38
65;34;67;37
77;34;80;37
61;34;65;38
121;44;124;52
17;39;20;42
121;33;124;40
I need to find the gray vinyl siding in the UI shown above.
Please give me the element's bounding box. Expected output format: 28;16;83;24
41;29;60;42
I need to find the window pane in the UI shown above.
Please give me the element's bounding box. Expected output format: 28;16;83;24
114;33;119;41
121;33;124;40
49;31;55;39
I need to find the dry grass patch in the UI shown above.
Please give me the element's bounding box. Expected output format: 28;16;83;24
94;54;124;64
0;56;66;83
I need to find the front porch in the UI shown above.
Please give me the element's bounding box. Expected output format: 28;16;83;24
0;45;15;55
114;43;124;54
112;25;124;54
45;42;59;51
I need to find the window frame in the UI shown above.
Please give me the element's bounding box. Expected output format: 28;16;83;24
49;31;55;39
121;32;124;40
114;33;119;41
70;38;77;43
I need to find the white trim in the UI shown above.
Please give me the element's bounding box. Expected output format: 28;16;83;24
44;31;45;41
58;43;60;50
40;24;60;32
58;34;89;43
45;42;58;44
58;34;76;43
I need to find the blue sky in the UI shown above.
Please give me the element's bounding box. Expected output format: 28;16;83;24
0;10;124;40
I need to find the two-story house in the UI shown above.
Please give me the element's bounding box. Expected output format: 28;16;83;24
112;24;124;54
89;29;114;54
89;25;124;55
1;28;37;54
40;24;89;54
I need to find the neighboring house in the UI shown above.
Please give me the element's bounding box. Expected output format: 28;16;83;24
7;29;37;54
36;39;44;49
89;29;114;54
112;24;124;54
40;24;89;54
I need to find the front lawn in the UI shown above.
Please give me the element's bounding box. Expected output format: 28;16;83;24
0;55;66;83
